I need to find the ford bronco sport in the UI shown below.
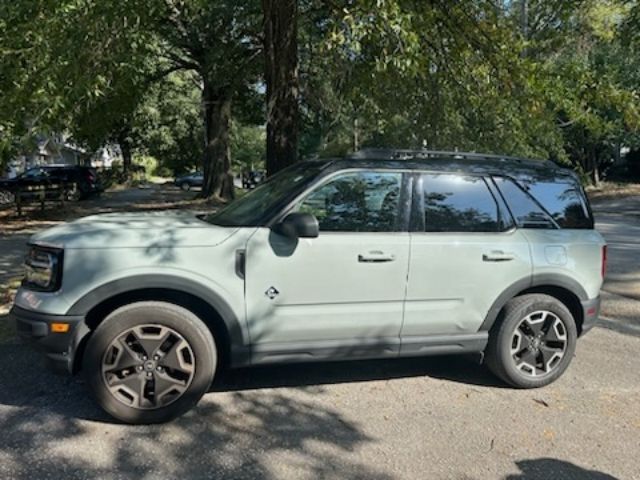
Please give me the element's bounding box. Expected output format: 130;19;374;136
10;149;606;423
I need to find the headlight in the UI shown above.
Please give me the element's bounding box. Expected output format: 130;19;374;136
23;245;63;292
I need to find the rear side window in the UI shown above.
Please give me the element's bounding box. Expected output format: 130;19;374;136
421;174;501;232
495;177;592;229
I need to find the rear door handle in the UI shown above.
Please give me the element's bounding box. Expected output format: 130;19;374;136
483;251;515;262
358;251;396;263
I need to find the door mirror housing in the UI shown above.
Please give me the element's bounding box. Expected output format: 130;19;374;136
274;212;319;239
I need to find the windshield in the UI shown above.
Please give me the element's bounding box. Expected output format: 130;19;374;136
205;162;325;227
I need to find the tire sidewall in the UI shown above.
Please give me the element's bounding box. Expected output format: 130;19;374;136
84;302;216;424
494;295;577;388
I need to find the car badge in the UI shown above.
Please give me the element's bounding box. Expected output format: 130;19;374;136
265;286;280;300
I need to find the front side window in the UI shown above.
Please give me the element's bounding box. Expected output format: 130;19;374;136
422;174;501;232
297;171;403;232
21;168;47;179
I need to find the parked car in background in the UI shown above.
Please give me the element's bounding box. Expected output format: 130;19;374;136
0;164;103;202
10;149;605;423
174;172;204;191
242;170;265;189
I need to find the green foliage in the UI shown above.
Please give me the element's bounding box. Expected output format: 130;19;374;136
299;0;640;184
231;123;266;172
1;0;639;188
133;71;204;176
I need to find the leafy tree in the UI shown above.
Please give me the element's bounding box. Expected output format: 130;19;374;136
231;122;266;173
0;0;263;199
134;71;205;175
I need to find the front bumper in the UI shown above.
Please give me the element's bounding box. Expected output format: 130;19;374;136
10;305;88;375
580;296;601;336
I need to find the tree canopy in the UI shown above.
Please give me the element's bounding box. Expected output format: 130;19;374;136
1;0;638;190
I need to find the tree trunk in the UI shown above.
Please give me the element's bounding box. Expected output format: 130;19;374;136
117;128;132;175
263;0;299;176
201;80;235;201
591;146;600;186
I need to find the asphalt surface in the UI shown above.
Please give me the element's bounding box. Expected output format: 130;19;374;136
0;190;638;480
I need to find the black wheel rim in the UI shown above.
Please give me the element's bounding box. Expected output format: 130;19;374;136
102;324;196;410
510;310;568;377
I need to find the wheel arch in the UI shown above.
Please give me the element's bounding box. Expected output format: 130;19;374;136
68;275;250;373
481;274;588;335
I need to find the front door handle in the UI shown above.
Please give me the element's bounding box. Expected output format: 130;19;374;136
483;251;515;262
358;251;396;263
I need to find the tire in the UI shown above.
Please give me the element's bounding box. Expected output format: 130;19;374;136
180;182;191;191
65;184;82;201
0;189;14;205
485;294;577;389
83;301;217;424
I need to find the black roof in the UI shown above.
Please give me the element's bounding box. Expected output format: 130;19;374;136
307;149;576;181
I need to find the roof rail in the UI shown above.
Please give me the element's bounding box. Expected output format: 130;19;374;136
349;148;540;163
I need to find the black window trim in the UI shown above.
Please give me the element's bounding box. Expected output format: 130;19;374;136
270;168;413;234
411;170;515;234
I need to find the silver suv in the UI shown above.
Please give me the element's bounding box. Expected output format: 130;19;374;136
10;150;606;423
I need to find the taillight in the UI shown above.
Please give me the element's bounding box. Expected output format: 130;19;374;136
601;245;607;278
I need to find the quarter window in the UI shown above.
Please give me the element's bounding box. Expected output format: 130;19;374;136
525;181;592;229
297;171;403;232
495;177;592;229
422;174;500;232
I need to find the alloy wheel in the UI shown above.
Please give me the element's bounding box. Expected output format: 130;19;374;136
510;310;568;377
102;324;196;410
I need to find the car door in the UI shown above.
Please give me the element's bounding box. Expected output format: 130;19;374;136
245;170;411;363
401;172;532;352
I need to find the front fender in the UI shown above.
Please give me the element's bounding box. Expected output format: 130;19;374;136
67;274;249;364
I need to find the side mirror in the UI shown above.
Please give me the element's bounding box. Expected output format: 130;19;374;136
274;212;319;239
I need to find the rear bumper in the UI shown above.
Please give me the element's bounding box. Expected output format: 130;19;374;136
580;296;601;336
10;305;88;375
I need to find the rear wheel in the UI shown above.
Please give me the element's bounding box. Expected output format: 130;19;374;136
83;301;216;424
0;189;14;205
65;183;82;201
485;294;577;388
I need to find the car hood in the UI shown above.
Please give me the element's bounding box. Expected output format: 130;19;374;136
30;211;239;249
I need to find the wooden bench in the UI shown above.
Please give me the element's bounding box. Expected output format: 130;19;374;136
14;182;68;216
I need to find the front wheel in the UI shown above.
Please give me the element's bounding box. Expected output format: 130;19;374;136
83;301;217;424
485;294;577;389
180;182;191;191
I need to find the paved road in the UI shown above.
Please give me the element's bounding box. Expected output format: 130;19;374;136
593;196;640;338
0;192;638;479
